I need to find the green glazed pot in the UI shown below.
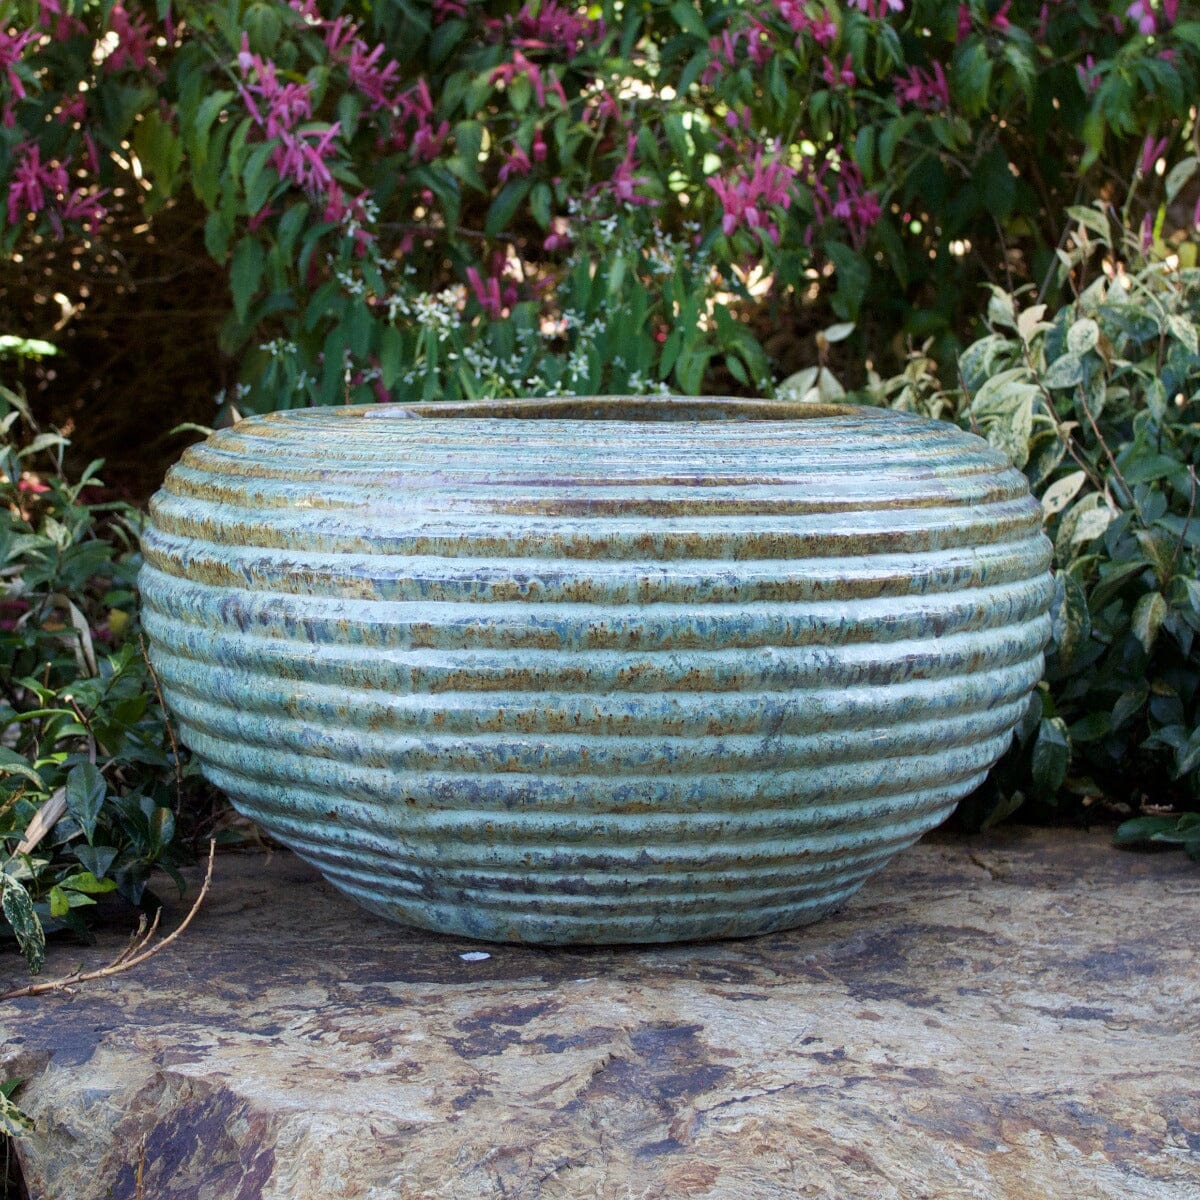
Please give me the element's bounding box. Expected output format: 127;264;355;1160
140;397;1053;943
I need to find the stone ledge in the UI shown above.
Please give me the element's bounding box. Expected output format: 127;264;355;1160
4;827;1198;1199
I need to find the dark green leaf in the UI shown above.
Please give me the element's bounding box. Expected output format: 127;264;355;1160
65;762;106;844
1031;717;1070;798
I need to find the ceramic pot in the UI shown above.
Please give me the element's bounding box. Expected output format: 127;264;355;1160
140;397;1053;943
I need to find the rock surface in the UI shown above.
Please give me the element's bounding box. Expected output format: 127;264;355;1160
3;827;1198;1200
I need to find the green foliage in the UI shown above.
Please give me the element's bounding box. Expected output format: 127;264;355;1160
1;388;194;974
3;0;1198;415
1115;811;1200;858
910;193;1200;829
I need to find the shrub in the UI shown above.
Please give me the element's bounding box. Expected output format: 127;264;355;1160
0;368;193;973
869;162;1200;828
1;0;1197;426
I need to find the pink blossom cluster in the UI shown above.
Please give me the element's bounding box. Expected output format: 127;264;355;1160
957;0;1011;39
849;0;904;20
702;23;772;85
808;156;881;250
1077;54;1102;92
491;126;547;186
34;0;86;40
490;50;568;109
467;254;519;318
321;17;401;112
237;36;313;136
432;0;469;23
237;38;344;197
1126;0;1178;34
498;144;532;183
708;150;797;242
6;143;107;235
604;134;658;208
387;79;451;163
774;3;838;47
822;54;856;88
0;27;37;100
893;62;950;110
106;5;155;72
506;1;606;56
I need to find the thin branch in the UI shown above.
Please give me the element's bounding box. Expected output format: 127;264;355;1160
139;634;184;812
1017;341;1105;494
65;697;98;765
380;222;521;245
0;841;215;1002
1076;383;1139;516
1166;465;1198;583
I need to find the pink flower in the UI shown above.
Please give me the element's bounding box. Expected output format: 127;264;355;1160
1126;1;1156;34
893;62;950;111
60;94;87;124
511;1;605;56
606;134;657;207
777;1;811;34
850;0;904;19
271;123;342;193
433;0;469;22
319;18;401;112
322;186;374;255
7;144;68;225
708;149;796;242
106;5;155;71
1077;55;1101;94
809;154;881;250
822;54;856;88
956;3;972;40
346;40;400;111
809;9;838;45
238;41;313;138
775;1;837;44
1139;134;1169;175
0;27;38;99
466;265;504;318
746;21;772;67
389;79;450;162
532;128;548;163
490;51;567;109
498;144;532;183
58;186;108;234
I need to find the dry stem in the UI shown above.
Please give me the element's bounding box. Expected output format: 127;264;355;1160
139;633;184;810
0;841;215;1002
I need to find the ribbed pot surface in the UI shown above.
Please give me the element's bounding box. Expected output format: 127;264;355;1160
140;397;1053;943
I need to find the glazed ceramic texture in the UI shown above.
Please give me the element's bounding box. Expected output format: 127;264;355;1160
139;398;1054;943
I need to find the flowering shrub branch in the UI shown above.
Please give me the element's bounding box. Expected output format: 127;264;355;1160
1;0;1196;410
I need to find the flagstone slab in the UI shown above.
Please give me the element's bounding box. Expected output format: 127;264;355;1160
3;826;1198;1200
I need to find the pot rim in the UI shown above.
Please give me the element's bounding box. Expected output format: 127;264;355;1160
287;396;882;423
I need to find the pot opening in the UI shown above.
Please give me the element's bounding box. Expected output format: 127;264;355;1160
354;397;863;422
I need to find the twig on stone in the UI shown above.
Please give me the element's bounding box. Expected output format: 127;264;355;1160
0;841;215;1002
